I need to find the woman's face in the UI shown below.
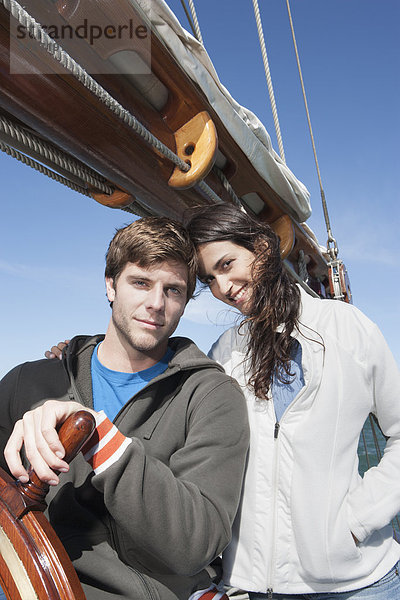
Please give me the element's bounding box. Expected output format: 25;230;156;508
196;241;255;314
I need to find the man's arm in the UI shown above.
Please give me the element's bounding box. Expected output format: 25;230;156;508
88;376;249;574
4;374;249;576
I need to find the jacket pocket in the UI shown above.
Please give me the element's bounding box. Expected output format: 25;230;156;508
323;499;363;580
294;498;362;582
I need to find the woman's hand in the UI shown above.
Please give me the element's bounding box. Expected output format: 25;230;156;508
4;400;97;486
44;339;70;360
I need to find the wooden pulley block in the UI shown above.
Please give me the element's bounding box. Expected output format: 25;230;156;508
91;188;134;209
328;259;353;303
0;411;96;600
168;111;218;189
270;214;295;260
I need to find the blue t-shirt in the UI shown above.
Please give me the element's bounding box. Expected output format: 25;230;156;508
91;344;173;422
272;339;304;422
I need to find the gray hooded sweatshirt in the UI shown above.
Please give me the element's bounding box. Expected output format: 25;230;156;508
0;335;249;600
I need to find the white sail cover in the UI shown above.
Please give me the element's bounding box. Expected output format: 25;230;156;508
133;0;311;222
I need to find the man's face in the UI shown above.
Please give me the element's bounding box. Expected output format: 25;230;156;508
105;260;188;362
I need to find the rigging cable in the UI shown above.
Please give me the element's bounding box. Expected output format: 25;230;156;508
212;166;242;209
186;0;203;45
0;115;153;217
285;0;338;259
0;115;114;194
251;0;286;163
178;0;197;40
0;140;91;197
0;0;223;206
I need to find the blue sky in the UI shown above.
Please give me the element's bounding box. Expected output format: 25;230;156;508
0;0;399;378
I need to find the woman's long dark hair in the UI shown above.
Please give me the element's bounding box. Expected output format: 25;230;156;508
186;203;301;400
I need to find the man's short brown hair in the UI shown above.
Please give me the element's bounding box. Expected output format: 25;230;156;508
105;217;197;302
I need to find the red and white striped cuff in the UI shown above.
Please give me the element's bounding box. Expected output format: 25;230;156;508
82;411;132;475
189;586;228;600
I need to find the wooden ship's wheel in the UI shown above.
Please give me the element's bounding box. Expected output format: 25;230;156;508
0;412;95;600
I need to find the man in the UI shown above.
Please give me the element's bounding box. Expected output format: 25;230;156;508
0;216;249;600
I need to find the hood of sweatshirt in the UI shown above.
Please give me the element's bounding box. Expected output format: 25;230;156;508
62;334;225;409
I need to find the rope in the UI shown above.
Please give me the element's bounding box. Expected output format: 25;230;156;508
212;166;243;209
0;115;162;213
369;414;383;460
283;260;319;298
251;0;286;163
0;135;156;217
0;115;113;194
360;428;371;469
0;119;225;212
120;202;154;218
197;180;224;204
0;140;91;196
179;0;197;39
1;0;188;171
177;3;244;207
1;0;225;205
285;0;338;259
187;0;203;45
297;249;308;282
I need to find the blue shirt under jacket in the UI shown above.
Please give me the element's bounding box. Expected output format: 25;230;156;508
91;343;173;422
271;339;304;422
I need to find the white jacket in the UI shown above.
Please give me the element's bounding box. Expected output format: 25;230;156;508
209;287;400;594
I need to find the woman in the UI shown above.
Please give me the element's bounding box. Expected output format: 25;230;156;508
186;203;400;599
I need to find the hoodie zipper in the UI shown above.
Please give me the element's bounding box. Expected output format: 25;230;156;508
107;515;157;600
131;570;158;600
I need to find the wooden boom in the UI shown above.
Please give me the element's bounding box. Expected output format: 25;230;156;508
0;0;332;295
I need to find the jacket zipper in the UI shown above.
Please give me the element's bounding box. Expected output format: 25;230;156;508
267;371;309;596
133;571;158;600
265;338;312;596
107;515;157;600
266;418;281;596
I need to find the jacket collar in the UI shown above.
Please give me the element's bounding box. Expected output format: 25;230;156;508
62;334;224;408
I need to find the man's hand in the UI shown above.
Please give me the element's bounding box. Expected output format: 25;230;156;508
4;400;97;486
45;340;70;360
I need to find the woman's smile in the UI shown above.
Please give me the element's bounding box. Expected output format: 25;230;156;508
228;282;250;305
